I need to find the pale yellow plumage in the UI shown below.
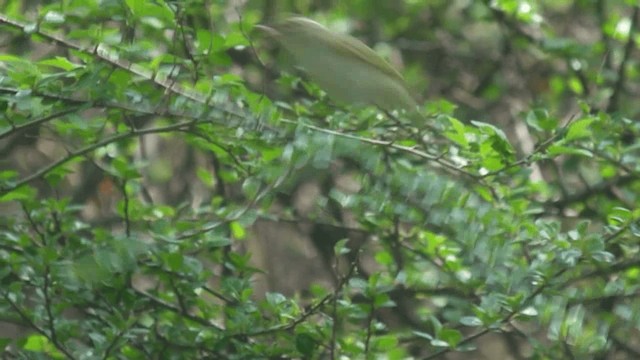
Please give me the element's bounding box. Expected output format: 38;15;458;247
257;17;417;112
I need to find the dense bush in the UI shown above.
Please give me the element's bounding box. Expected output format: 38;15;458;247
1;0;639;359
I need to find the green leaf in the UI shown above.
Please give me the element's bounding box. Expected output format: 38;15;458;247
438;328;463;347
164;252;184;271
431;339;450;348
334;238;351;256
266;292;286;306
196;167;216;187
112;157;142;179
445;117;470;147
374;250;393;266
230;221;246;240
43;11;65;24
526;109;558;131
591;251;615;263
607;207;631;225
224;31;250;48
471;120;509;144
547;144;593;157
520;306;538;317
23;334;50;351
0;185;36;202
295;333;317;356
196;29;213;53
0;338;11;351
460;316;483;327
375;334;398;349
38;57;82;71
413;331;434;340
472;120;514;158
566;117;595;141
22;334;63;358
242;177;261;198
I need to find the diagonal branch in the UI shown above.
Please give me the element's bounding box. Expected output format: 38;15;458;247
0;120;199;195
0;14;249;120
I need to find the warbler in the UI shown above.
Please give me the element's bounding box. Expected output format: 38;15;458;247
257;16;418;112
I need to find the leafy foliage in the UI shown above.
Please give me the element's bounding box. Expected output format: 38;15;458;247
1;0;640;359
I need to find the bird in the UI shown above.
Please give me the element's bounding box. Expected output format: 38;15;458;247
256;16;418;112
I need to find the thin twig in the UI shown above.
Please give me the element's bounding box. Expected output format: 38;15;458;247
0;120;199;194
